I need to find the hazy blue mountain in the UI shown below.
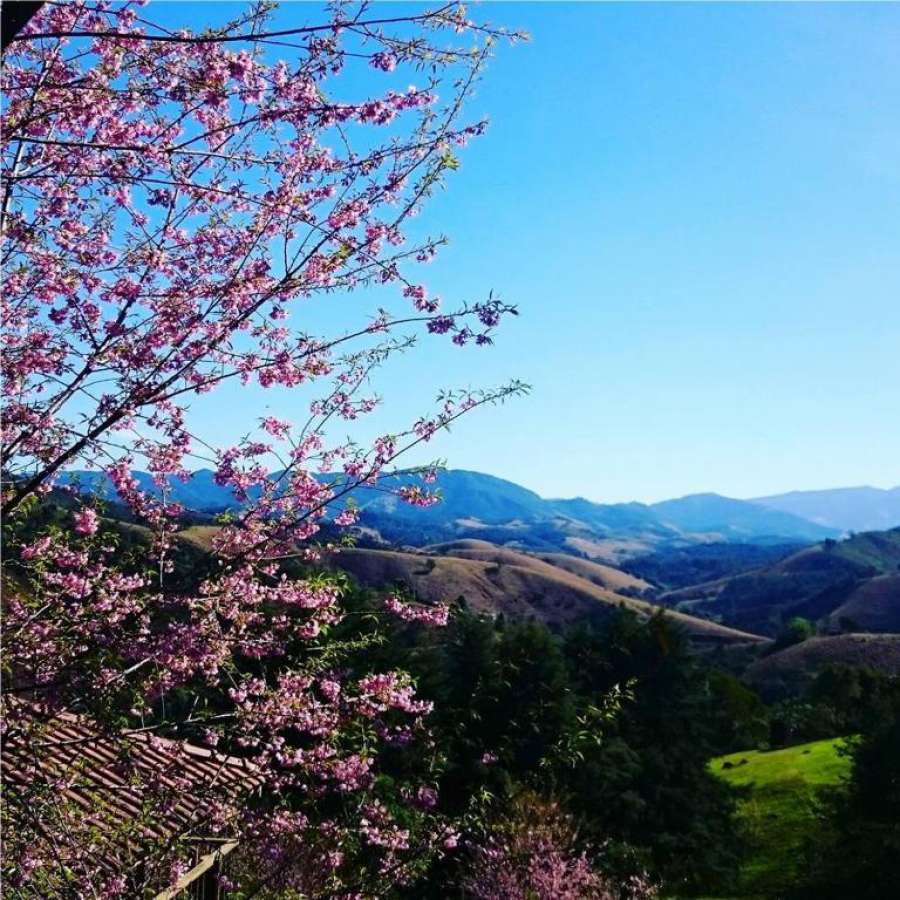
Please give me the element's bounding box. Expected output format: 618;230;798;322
651;493;839;542
547;497;665;533
361;469;547;523
58;468;841;549
752;485;900;534
58;469;237;510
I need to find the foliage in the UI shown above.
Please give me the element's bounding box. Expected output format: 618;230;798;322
560;613;744;893
711;738;850;898
705;671;770;753
793;696;900;900
768;617;816;654
350;605;754;892
462;793;657;900
318;601;746;897
767;664;900;745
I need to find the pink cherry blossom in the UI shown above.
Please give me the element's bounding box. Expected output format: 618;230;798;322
73;508;100;536
1;1;525;895
385;595;450;626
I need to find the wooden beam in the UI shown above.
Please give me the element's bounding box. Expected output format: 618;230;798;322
154;841;238;900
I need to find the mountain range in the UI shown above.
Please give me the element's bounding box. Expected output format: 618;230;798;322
53;468;900;679
58;469;900;560
752;485;900;533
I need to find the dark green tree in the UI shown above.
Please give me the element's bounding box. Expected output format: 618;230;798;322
562;612;743;892
795;695;900;900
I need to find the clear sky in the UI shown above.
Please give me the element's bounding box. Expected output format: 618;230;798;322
174;2;900;503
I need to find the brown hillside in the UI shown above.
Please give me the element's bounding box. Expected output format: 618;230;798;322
424;539;499;552
425;543;650;594
655;547;839;607
563;536;653;564
747;634;900;688
827;575;900;633
429;543;652;594
326;546;764;645
659;575;735;605
177;524;221;550
535;553;652;593
175;528;762;643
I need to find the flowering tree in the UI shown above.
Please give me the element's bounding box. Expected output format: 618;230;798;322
463;794;657;900
0;1;525;894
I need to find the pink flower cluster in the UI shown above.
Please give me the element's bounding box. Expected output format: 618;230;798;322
464;796;658;900
357;672;433;717
73;508;100;535
385;595;450;626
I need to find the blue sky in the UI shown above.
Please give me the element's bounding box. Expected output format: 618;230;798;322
168;2;900;503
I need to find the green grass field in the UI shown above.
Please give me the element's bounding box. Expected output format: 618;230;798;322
709;738;851;898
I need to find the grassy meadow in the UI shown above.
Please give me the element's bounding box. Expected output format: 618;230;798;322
708;738;851;898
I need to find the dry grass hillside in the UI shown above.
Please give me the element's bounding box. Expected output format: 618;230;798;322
655;543;853;607
562;535;653;564
659;575;735;605
746;633;900;689
326;545;764;645
177;525;222;551
425;540;653;594
528;553;652;594
173;529;762;642
827;575;900;633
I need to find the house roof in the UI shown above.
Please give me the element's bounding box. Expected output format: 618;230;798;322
2;708;260;883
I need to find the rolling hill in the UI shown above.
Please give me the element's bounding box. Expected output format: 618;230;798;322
625;541;804;591
664;528;900;637
533;552;653;594
827;575;900;633
176;527;761;643
423;539;653;594
321;542;765;645
711;737;851;898
745;633;900;692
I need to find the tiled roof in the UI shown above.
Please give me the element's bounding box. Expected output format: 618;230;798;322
2;709;260;879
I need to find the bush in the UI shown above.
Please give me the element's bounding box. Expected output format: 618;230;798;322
462;793;657;900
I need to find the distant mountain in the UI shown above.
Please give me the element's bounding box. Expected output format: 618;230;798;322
544;497;658;530
57;468;843;556
58;468;551;522
752;485;900;534
652;493;838;543
58;468;233;511
357;470;547;524
626;542;805;591
665;527;900;637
